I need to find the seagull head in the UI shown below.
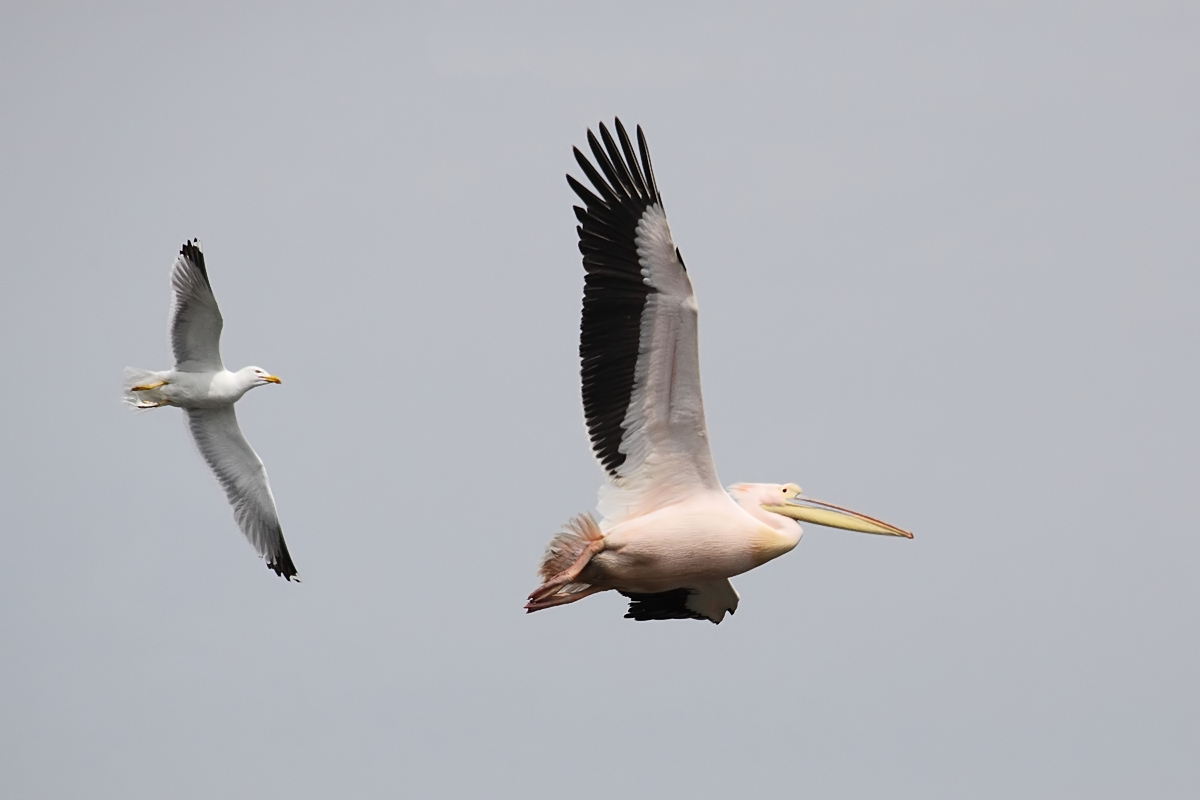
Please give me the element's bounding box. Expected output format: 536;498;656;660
244;366;282;387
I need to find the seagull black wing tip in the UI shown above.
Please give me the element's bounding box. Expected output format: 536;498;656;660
268;545;299;581
179;238;211;287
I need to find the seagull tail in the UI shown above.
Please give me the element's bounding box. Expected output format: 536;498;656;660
122;366;167;407
538;513;604;588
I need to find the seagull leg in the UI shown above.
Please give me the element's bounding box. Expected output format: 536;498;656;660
525;586;608;613
527;538;606;603
135;399;170;409
130;381;167;392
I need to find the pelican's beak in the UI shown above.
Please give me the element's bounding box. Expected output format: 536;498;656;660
264;375;282;384
763;497;912;538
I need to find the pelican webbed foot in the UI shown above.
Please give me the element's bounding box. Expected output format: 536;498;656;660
527;537;606;603
524;585;607;613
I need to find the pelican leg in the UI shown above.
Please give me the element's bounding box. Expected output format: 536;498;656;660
527;538;606;603
130;381;168;392
525;586;608;613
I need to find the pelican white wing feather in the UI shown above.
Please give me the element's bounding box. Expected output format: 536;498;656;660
170;240;224;372
568;121;721;525
186;406;296;579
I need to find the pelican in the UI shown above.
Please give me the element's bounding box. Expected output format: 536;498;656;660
525;120;911;623
124;240;297;580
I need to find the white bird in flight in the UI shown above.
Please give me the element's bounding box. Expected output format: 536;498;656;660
525;120;911;623
124;240;297;580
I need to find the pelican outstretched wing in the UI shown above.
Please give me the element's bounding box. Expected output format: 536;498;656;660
568;119;721;522
186;406;297;579
170;239;224;372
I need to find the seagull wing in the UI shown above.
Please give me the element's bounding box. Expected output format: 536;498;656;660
170;239;225;372
185;406;297;579
568;119;721;523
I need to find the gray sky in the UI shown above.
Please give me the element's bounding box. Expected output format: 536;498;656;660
2;2;1198;797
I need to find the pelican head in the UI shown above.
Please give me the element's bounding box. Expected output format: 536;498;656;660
740;482;912;538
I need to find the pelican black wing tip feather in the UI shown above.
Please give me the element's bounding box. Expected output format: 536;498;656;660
179;238;211;289
568;118;666;478
621;589;715;623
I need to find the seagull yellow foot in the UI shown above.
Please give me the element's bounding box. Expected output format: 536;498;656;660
135;399;170;408
130;381;167;392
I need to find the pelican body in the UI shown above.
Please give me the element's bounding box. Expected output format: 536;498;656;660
526;120;911;623
124;240;296;580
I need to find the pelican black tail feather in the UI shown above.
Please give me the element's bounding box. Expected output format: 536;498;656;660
621;589;712;623
621;579;739;624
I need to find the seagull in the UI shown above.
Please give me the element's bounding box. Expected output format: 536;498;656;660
525;120;911;623
124;240;297;580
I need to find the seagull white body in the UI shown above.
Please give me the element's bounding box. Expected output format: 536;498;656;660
124;240;297;580
130;368;270;408
526;120;911;623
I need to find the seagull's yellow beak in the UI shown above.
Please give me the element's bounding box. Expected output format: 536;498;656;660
263;375;282;384
763;497;912;538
